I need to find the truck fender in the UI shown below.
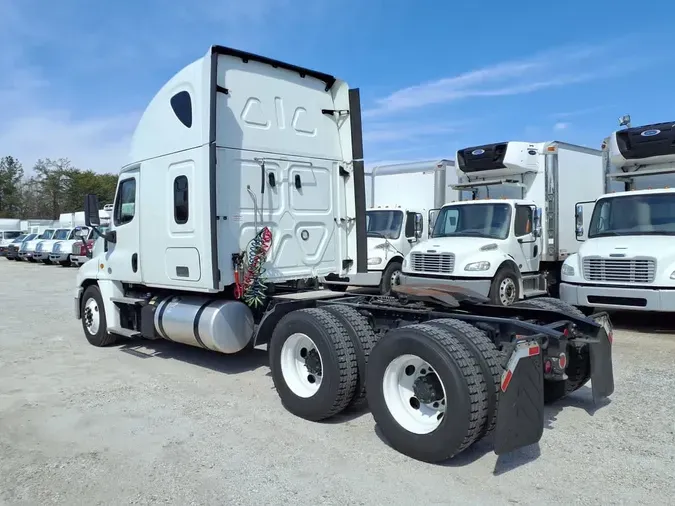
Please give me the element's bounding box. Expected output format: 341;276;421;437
494;259;524;300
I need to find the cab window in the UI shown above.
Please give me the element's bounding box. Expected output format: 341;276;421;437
114;178;136;226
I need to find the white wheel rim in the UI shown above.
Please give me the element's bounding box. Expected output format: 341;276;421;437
84;298;100;334
280;332;323;398
499;277;517;305
382;354;447;434
390;269;401;287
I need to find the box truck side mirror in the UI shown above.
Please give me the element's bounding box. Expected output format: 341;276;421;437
414;214;423;239
84;194;101;227
533;207;542;238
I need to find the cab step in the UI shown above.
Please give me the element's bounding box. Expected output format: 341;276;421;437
108;326;142;338
111;296;148;306
522;289;548;298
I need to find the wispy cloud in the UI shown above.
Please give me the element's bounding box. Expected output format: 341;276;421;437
553;122;570;131
363;43;647;118
551;105;615;119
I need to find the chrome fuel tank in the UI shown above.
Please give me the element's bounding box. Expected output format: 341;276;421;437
154;295;254;354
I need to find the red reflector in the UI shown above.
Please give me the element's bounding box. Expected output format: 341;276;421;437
559;353;567;369
563;328;569;337
528;345;540;356
544;360;552;373
501;370;513;392
608;331;613;344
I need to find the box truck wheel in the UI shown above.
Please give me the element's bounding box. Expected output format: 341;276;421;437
489;267;520;306
80;285;118;347
366;323;487;463
380;260;402;296
269;308;358;421
427;318;501;439
513;298;591;403
324;305;380;410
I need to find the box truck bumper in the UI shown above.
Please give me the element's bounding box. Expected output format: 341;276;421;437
560;282;675;312
399;274;491;297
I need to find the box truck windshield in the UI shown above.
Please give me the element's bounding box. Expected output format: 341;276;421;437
432;203;511;240
588;193;675;238
366;210;403;239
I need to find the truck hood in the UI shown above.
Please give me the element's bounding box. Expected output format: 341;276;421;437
409;236;502;256
35;239;62;251
580;235;675;259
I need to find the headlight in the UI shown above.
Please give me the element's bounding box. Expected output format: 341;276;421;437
465;261;490;271
562;264;575;276
368;257;383;266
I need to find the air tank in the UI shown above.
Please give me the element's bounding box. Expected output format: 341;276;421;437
153;295;255;354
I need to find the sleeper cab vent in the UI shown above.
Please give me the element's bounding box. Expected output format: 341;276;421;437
615;121;675;160
457;142;508;173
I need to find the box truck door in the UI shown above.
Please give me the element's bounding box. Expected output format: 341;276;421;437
214;53;348;283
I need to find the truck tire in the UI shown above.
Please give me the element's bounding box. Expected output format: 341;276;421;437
366;323;487;463
379;260;402;296
489;266;520;306
269;308;358;421
81;285;118;347
59;260;71;267
513;298;591;403
427;318;501;439
324;305;379;410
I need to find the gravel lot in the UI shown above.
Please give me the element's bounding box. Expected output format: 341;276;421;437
1;260;675;506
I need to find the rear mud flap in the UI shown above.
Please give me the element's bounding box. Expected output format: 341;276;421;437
494;340;544;456
589;312;615;402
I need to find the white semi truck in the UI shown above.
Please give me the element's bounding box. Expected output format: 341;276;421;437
560;120;675;312
320;159;459;294
400;141;605;306
73;45;615;464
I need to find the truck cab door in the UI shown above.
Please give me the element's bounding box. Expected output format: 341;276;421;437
104;168;142;283
512;204;540;273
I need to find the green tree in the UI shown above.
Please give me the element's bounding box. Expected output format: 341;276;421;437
0;156;25;218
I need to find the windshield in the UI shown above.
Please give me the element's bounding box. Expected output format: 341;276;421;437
588;193;675;238
3;231;21;240
24;234;37;241
432;203;512;240
366;210;403;240
12;234;27;242
39;230;55;239
53;229;70;240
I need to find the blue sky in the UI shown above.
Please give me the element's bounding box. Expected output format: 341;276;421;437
1;0;675;174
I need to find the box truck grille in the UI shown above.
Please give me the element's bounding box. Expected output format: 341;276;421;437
410;253;455;274
582;257;656;283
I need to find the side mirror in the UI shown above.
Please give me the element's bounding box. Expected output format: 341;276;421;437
575;204;584;238
533;207;542;238
75;229;88;238
414;214;423;239
84;194;101;226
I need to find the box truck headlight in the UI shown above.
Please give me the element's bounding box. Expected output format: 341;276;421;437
465;261;490;271
562;264;575;277
368;257;383;266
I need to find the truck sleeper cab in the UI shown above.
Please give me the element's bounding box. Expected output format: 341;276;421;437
73;45;615;465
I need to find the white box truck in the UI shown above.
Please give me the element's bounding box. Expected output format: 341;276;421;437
73;45;615;464
560;120;675;312
400;141;605;306
320;159;458;294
